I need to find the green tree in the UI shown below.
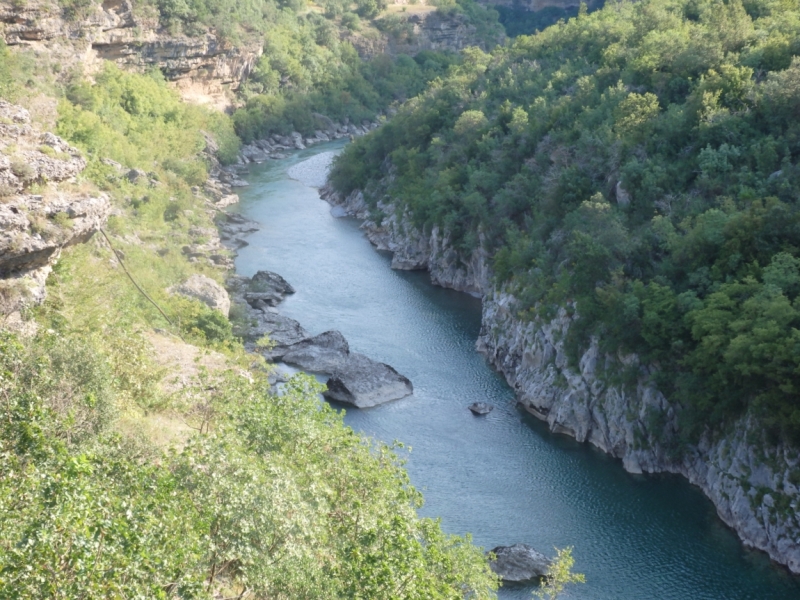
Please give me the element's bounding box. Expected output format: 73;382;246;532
533;547;586;600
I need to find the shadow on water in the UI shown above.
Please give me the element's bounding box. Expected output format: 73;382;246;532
232;142;800;600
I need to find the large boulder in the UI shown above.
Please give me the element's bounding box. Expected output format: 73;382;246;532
252;269;294;292
280;330;350;373
324;353;413;408
169;274;230;316
247;312;309;354
488;544;551;583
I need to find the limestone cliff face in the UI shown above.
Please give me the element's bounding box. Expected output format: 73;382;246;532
320;183;800;574
0;0;261;110
0;100;111;327
347;9;504;58
320;186;491;295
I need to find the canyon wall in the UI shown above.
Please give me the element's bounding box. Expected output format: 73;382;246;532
0;0;261;110
320;183;800;574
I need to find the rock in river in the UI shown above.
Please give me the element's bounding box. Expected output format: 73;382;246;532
245;312;309;352
280;330;350;372
251;269;295;296
488;544;551;583
468;402;494;415
324;353;413;408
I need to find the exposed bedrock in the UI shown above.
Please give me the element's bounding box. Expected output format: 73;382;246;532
0;0;261;110
324;353;413;408
230;270;413;408
319;182;800;573
0;100;111;323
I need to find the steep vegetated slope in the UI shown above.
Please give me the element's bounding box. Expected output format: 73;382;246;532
329;0;800;571
231;0;503;140
0;24;502;596
0;0;502;113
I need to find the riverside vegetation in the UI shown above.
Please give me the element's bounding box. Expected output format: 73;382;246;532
0;48;505;596
330;0;800;453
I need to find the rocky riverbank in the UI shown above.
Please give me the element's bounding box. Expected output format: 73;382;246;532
180;145;414;409
236;115;382;167
319;179;800;574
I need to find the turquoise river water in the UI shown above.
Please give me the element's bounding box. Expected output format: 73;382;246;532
233;142;800;600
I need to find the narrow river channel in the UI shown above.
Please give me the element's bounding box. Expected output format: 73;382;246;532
233;142;800;600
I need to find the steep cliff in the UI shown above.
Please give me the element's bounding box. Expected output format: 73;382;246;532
0;0;261;110
320;182;800;574
346;7;504;58
0;99;110;329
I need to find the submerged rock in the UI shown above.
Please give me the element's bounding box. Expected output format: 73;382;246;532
324;353;413;408
488;544;551;583
468;402;494;415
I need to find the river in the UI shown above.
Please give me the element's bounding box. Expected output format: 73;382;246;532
233;141;800;600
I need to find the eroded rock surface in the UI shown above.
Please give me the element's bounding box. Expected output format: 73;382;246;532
324;353;413;408
280;330;351;373
0;0;261;110
488;544;551;583
229;268;412;408
0;100;110;322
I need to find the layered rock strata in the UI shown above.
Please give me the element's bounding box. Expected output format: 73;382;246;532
0;0;260;110
319;181;800;574
0;100;111;324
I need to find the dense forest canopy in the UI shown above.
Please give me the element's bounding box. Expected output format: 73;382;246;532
231;0;502;140
330;0;800;446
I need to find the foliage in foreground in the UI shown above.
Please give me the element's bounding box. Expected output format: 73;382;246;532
0;333;498;598
0;54;498;597
533;547;585;600
330;0;800;446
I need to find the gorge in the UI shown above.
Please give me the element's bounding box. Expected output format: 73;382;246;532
3;0;800;596
234;142;800;599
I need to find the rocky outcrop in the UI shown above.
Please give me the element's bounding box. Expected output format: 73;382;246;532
280;330;351;373
0;0;261;110
0;100;111;324
320;186;490;296
477;290;800;573
324;353;413;408
319;179;800;573
347;9;504;58
229;269;413;408
168;274;231;316
488;544;551;583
